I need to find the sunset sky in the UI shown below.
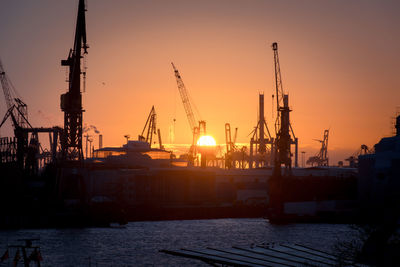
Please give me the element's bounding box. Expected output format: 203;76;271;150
0;0;399;164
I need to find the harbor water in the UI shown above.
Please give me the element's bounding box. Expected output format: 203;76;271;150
0;218;358;266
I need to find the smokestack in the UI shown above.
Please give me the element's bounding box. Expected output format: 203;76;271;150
99;134;103;149
259;93;266;153
396;116;400;136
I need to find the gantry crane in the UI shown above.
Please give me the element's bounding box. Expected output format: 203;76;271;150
345;144;372;168
171;62;203;164
249;93;274;168
60;0;88;161
272;42;298;173
307;129;329;166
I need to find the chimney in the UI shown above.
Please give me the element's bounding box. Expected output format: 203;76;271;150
99;134;103;149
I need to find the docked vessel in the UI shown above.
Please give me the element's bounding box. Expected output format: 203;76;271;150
64;139;270;222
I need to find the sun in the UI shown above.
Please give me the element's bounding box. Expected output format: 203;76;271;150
197;135;216;146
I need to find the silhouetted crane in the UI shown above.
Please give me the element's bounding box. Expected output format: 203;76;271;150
272;42;298;173
225;123;236;154
249;93;274;168
60;0;89;161
171;63;198;133
0;59;29;129
139;106;157;145
225;123;238;169
345;144;373;168
138;106;163;149
0;60;61;171
171;62;203;164
307;129;329;166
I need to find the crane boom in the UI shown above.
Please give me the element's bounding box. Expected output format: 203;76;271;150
0;60;13;111
171;62;197;133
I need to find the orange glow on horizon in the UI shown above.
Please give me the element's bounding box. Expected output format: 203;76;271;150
197;135;216;146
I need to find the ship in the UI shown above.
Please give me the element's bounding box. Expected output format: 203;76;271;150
65;139;269;222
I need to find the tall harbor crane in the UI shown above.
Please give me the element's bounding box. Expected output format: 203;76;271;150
272;42;298;173
60;0;88;161
171;62;203;164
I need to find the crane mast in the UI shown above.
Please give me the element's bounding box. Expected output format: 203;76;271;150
60;0;88;161
272;42;298;172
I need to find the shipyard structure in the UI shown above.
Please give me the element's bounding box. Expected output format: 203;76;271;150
0;0;383;227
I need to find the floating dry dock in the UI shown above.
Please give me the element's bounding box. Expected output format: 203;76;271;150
161;243;368;267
